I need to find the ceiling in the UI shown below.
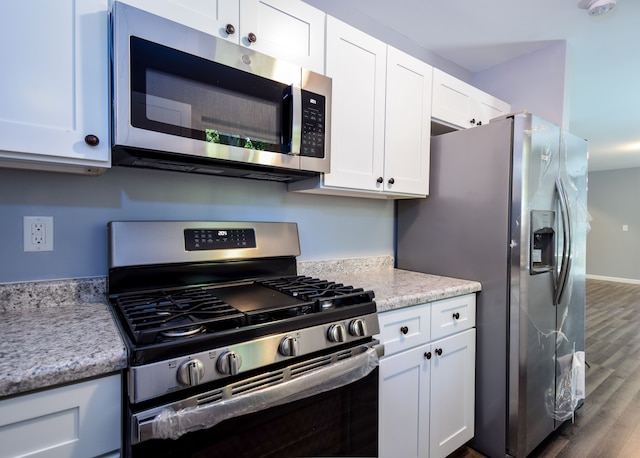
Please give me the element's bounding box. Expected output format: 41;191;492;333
303;0;640;172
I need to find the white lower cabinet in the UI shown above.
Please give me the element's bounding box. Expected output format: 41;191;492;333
378;294;476;458
0;374;122;458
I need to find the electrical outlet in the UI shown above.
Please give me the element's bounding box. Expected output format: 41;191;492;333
24;216;54;252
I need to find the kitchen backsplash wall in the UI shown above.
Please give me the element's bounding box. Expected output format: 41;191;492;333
0;166;394;284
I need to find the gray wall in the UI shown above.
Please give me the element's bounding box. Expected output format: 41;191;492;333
586;168;640;282
473;41;568;128
300;0;472;81
0;167;394;283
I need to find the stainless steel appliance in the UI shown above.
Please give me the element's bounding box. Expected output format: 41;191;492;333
110;2;331;182
396;112;588;458
107;221;381;457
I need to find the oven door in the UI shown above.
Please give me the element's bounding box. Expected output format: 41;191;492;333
128;343;381;458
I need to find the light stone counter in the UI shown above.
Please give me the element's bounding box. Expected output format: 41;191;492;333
0;256;480;398
0;279;127;398
298;257;482;312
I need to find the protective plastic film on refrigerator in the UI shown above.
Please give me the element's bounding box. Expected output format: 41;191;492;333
395;111;590;458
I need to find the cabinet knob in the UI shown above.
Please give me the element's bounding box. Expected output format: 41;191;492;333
400;326;409;335
225;24;236;35
424;351;432;360
84;134;99;146
388;177;395;185
469;118;476;125
247;32;257;43
452;312;460;320
376;177;384;184
435;348;443;356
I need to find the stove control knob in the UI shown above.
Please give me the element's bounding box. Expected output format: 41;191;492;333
217;351;242;376
177;359;205;386
279;336;299;357
327;324;346;343
348;319;368;337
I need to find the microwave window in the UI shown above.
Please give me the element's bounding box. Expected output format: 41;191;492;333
129;37;288;153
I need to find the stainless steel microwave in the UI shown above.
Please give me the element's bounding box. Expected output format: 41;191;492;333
110;2;331;182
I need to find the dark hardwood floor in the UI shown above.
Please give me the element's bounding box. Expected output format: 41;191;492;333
451;279;640;458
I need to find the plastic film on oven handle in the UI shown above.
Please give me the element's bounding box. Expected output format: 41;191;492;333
148;346;379;441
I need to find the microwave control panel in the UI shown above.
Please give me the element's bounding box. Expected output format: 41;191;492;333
301;90;326;158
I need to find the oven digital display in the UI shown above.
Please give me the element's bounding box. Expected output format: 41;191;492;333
184;228;256;251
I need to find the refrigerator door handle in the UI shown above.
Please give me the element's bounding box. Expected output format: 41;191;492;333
553;177;572;305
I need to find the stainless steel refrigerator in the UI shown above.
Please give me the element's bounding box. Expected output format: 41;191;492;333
396;112;588;458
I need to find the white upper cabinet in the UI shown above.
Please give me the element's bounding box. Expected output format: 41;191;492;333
241;0;325;73
116;0;325;73
432;68;510;129
0;0;110;175
383;47;432;196
290;17;432;199
322;17;387;193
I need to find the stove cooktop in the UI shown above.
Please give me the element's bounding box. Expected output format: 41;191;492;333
108;275;376;359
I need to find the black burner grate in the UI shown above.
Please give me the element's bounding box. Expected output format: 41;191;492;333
257;276;372;306
108;276;375;348
110;287;245;345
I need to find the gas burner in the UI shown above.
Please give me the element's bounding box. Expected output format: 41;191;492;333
160;325;206;338
320;300;335;309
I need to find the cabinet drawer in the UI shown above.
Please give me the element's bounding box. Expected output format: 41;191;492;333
378;303;430;356
431;294;476;340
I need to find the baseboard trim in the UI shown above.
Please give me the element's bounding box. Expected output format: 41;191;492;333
586;274;640;285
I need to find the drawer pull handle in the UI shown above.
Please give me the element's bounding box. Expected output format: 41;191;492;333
453;312;460;320
424;351;432;360
400;326;409;335
435;348;443;356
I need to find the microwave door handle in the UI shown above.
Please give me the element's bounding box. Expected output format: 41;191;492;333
289;84;302;155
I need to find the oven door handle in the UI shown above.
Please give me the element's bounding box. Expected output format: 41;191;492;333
134;342;381;443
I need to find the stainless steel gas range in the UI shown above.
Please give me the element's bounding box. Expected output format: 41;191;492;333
107;221;382;457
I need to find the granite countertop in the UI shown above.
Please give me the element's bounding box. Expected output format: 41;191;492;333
0;279;127;399
298;258;482;312
0;257;480;399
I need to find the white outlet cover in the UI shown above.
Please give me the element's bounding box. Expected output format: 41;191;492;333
24;216;54;252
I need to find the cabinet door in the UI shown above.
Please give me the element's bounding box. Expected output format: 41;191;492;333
323;17;386;192
379;344;431;458
431;68;475;129
241;0;325;73
384;47;432;196
472;92;511;126
430;329;476;458
0;375;121;458
0;0;110;174
114;0;240;38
